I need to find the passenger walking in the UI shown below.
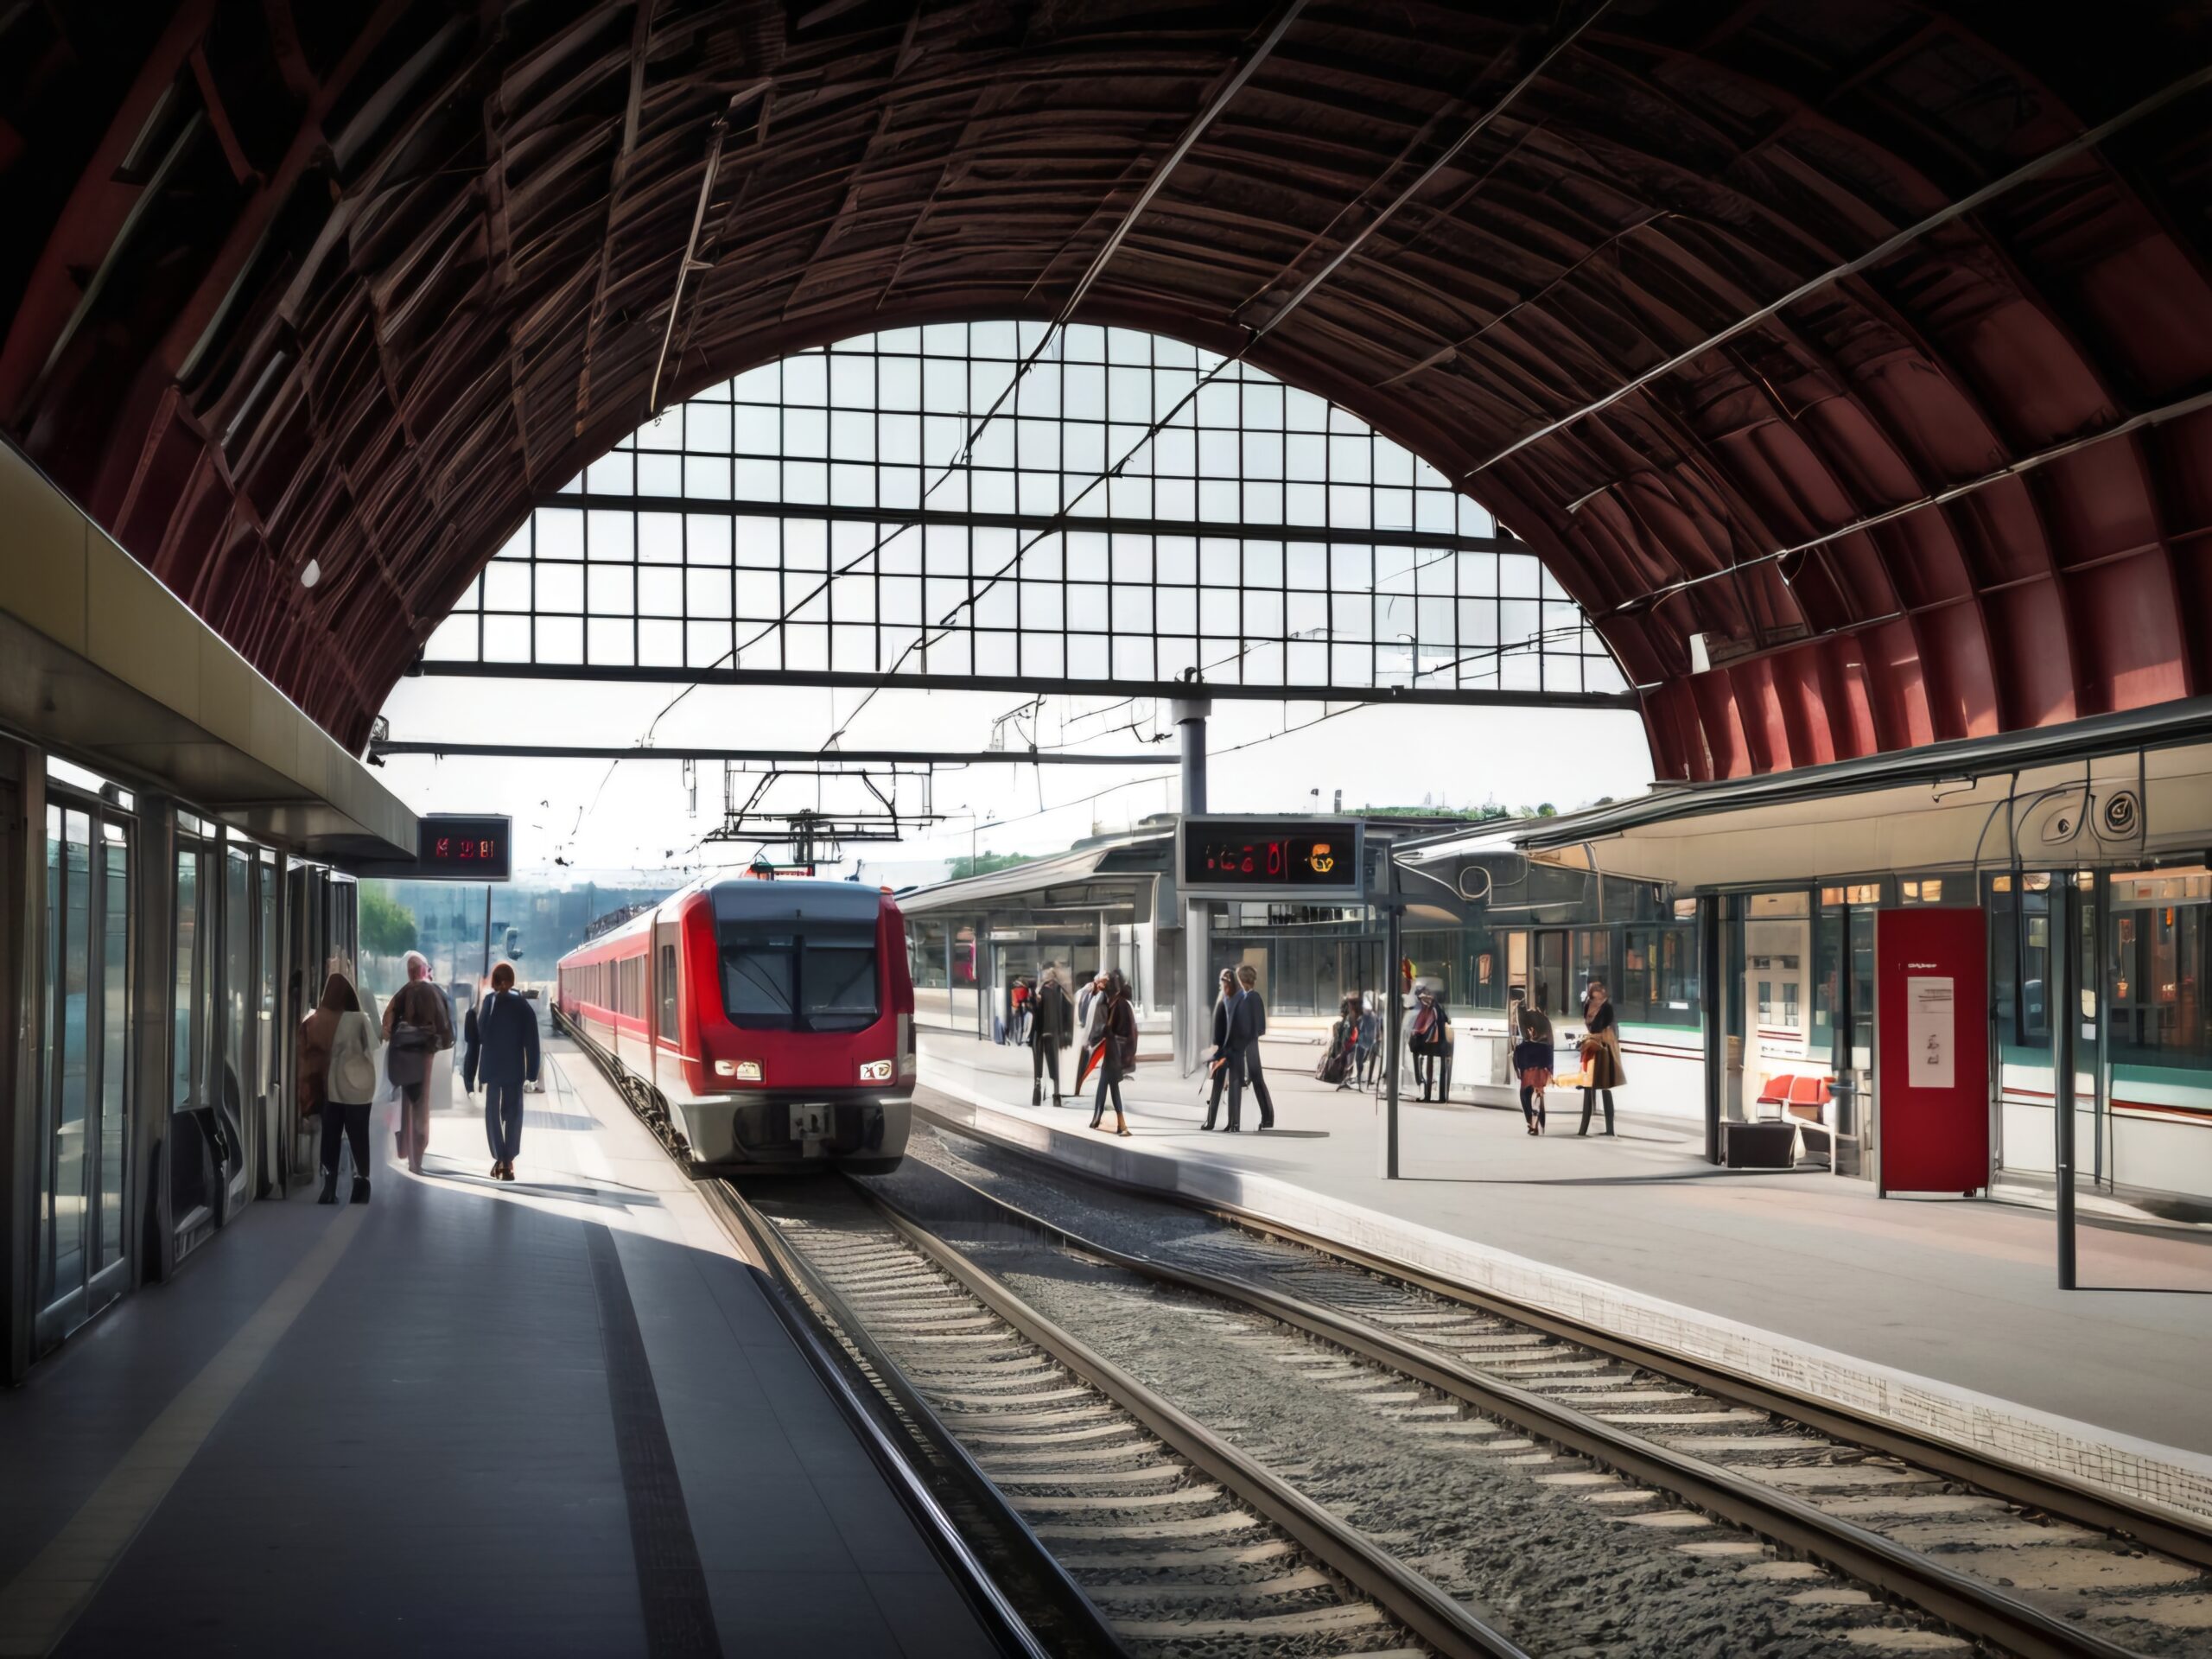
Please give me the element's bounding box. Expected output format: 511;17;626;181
463;961;541;1181
1355;995;1381;1087
1075;973;1101;1092
1510;990;1554;1135
1200;969;1240;1130
1008;976;1031;1046
383;950;454;1174
1226;964;1275;1131
1087;969;1136;1136
301;971;379;1204
1576;979;1625;1136
1408;986;1446;1102
1029;968;1074;1106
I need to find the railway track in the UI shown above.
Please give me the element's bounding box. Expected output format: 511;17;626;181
884;1116;2212;1658
741;1175;1506;1658
555;1020;1481;1654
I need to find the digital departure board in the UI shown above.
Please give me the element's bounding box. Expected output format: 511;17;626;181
416;815;512;881
1177;817;1364;902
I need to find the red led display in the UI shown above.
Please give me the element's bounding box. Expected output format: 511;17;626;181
1178;818;1361;897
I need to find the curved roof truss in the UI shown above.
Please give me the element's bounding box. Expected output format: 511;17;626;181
2;1;2209;775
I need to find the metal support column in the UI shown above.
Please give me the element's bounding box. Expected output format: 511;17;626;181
2054;876;2077;1290
1173;697;1211;1076
1700;893;1722;1166
1381;894;1404;1179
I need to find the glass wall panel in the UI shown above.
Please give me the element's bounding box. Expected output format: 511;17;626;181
224;847;251;1200
99;825;130;1266
436;323;1620;697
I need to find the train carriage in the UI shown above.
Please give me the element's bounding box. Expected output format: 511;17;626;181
556;876;913;1171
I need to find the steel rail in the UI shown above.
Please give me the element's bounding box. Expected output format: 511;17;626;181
545;1015;1052;1657
912;1098;2212;1577
704;1179;1126;1659
849;1176;1535;1659
887;1154;2156;1659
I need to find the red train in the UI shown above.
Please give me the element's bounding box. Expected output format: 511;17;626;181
556;875;914;1171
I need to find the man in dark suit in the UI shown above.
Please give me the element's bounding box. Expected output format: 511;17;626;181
1224;963;1276;1132
462;961;541;1181
1200;969;1239;1130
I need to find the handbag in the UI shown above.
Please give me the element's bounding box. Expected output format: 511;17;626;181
388;1020;434;1088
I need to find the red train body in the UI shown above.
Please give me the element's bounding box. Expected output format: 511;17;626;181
556;876;914;1170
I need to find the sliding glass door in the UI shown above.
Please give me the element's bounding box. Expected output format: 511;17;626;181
35;796;134;1349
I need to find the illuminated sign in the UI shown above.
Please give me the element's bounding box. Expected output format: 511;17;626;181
416;815;512;882
1176;817;1365;901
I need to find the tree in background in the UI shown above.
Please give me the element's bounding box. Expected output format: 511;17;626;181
949;851;1035;880
359;886;418;957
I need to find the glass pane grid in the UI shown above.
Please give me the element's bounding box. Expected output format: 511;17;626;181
462;325;1621;694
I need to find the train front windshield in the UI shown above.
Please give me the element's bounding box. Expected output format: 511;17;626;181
718;925;880;1037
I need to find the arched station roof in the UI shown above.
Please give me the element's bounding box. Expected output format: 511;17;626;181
3;2;2209;774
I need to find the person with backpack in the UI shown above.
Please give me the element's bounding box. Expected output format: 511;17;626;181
463;961;542;1181
1087;969;1136;1136
300;971;380;1205
383;950;454;1175
1510;989;1554;1135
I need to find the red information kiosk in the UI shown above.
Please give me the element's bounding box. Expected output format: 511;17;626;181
1872;908;1990;1196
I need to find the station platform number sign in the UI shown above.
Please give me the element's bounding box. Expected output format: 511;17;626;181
1177;816;1365;903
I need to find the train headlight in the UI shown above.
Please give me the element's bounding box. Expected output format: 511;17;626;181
718;1059;762;1082
715;1059;737;1077
858;1059;893;1083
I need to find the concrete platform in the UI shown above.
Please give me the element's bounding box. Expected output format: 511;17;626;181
0;1039;996;1659
920;1030;2212;1532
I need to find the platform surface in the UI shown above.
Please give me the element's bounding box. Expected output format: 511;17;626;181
922;1031;2212;1497
0;1039;995;1659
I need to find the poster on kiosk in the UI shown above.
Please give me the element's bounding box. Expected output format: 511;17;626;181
1873;907;1989;1195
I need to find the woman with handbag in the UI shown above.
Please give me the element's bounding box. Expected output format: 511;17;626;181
382;950;454;1174
1577;979;1625;1136
1510;993;1554;1135
1088;969;1136;1137
300;972;380;1203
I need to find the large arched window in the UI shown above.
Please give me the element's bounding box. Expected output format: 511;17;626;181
428;322;1624;699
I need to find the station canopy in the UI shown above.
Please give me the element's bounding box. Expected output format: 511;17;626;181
2;2;2208;779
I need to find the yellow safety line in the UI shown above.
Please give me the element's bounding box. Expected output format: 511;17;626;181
0;1205;369;1656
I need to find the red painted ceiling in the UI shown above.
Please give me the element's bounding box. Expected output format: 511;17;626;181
3;1;2209;776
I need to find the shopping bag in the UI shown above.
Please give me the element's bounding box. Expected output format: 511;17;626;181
1554;1068;1587;1090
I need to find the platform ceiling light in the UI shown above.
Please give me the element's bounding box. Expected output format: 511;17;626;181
300;557;321;588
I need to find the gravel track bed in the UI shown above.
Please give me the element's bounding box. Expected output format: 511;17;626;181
889;1124;2212;1656
749;1182;1430;1659
869;1145;1991;1658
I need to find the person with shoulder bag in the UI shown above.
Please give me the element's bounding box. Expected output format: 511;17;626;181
301;971;380;1204
1576;979;1625;1136
1510;991;1554;1135
1087;969;1137;1136
383;950;454;1174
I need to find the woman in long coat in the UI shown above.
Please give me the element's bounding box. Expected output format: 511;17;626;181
1577;979;1626;1136
1317;994;1360;1087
